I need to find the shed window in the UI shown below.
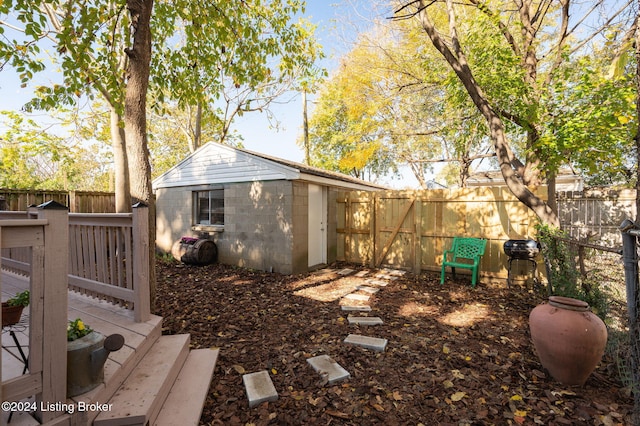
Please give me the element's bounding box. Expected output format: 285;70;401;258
194;189;224;226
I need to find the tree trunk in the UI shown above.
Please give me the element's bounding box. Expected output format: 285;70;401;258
125;0;156;305
193;101;202;152
416;0;559;226
303;90;310;164
636;10;640;221
110;107;132;213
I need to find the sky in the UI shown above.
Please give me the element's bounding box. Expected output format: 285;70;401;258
234;2;387;160
233;1;418;188
0;1;417;188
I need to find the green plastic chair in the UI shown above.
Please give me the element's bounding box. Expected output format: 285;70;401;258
440;237;487;288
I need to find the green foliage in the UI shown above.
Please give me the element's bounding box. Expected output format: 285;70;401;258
67;318;93;341
6;290;30;307
542;53;636;187
0;110;111;190
536;224;608;320
306;22;456;183
1;0;325;177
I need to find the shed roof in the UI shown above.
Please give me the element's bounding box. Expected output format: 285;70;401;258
152;142;387;191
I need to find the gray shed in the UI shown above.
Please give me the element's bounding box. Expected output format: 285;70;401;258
153;142;385;274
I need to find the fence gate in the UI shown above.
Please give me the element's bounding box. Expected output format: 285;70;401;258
374;194;416;269
337;188;544;278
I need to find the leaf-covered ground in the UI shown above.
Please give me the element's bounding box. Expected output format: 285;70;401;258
155;260;632;425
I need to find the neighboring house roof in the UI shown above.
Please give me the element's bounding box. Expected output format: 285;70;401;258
152;142;387;191
467;169;584;191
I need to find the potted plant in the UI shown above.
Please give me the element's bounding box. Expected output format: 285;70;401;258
67;318;125;397
2;290;29;327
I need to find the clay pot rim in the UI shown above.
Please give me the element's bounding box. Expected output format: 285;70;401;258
548;295;589;311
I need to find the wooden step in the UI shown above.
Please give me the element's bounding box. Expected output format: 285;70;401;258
94;334;190;426
154;348;219;426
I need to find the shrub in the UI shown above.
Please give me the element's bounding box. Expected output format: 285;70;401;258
536;223;609;320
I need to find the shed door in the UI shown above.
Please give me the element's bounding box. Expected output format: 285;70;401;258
308;184;327;267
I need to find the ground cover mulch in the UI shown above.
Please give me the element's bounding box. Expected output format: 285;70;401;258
155;260;632;425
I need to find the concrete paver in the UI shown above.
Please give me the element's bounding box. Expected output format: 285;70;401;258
347;316;383;326
343;293;370;302
341;305;372;311
364;279;389;287
344;334;388;352
243;371;278;408
307;355;350;384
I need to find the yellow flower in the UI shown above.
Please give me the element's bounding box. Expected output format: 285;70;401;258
77;320;85;331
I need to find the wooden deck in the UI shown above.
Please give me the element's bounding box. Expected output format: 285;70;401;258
2;205;217;425
2;270;163;425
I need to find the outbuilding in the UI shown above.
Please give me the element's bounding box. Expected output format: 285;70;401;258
153;142;385;274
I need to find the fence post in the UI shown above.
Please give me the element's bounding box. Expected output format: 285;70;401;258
132;202;151;322
369;192;377;269
36;200;68;423
620;218;640;422
414;197;422;274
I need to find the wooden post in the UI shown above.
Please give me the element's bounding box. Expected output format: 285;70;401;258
132;202;151;322
69;190;77;212
36;201;68;423
414;197;422;275
370;193;377;269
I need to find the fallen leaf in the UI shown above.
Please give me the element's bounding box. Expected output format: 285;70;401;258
233;364;245;374
326;410;350;419
451;392;466;401
452;369;465;379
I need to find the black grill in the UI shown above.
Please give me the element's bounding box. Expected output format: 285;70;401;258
504;239;540;287
504;239;540;260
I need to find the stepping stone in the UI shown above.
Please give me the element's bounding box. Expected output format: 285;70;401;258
337;268;355;275
341;305;372;312
343;293;370;302
307;355;350;384
356;285;380;294
243;371;278;408
375;274;398;281
344;334;388;352
365;279;389;287
381;268;406;276
347;316;383;326
354;270;370;277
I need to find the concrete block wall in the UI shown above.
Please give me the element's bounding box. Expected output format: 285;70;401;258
155;180;346;275
156;182;299;273
217;181;295;273
155;187;193;253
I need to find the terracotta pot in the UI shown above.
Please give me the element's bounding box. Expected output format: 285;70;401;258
2;302;24;327
529;296;607;386
67;331;105;397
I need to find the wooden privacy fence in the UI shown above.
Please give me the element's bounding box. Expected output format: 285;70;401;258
0;188;115;213
337;187;545;280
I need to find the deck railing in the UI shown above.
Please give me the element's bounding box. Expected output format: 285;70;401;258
1;204;150;323
67;204;150;322
1;201;68;423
